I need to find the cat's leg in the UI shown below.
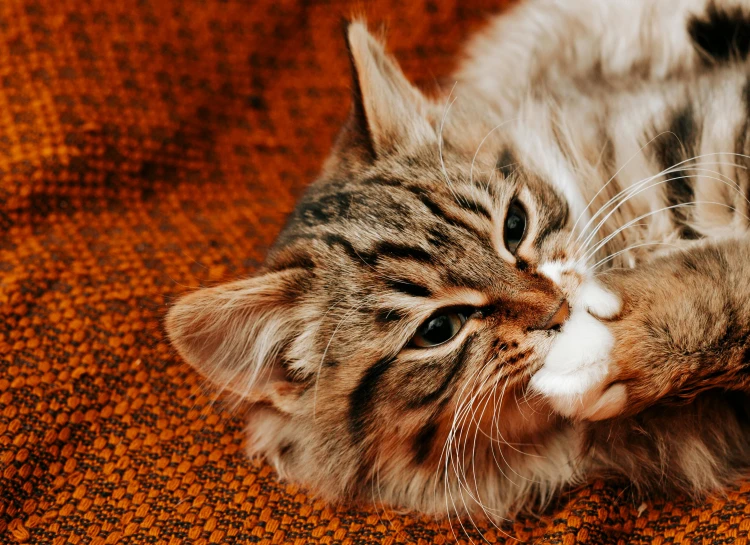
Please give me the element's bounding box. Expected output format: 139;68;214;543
458;0;750;113
544;237;750;420
585;390;750;497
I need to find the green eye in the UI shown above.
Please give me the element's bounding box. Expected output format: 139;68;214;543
411;311;468;348
504;201;527;254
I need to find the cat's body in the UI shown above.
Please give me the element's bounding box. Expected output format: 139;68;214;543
166;0;750;522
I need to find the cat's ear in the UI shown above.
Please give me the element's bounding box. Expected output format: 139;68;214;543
165;268;312;412
338;21;435;159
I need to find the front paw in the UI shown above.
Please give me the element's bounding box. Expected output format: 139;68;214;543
529;267;627;420
530;310;626;419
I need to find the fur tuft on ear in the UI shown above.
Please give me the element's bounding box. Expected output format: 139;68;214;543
165;268;312;404
337;21;436;159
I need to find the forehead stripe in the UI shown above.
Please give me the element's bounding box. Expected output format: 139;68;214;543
455;195;492;221
374;240;433;263
386;279;432;297
414;191;485;239
323;233;435;267
323;233;377;266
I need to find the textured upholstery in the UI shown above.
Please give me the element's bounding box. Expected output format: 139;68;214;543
2;0;749;543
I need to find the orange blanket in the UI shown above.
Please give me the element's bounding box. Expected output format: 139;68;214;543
1;0;748;543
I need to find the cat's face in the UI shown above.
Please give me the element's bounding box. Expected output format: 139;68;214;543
166;24;616;517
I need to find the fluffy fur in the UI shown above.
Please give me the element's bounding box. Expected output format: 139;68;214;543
166;0;750;523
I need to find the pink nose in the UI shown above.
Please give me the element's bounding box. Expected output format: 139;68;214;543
542;300;570;330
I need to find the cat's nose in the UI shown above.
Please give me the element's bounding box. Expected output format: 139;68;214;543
541;300;570;330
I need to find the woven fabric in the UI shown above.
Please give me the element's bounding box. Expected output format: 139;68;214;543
1;0;749;543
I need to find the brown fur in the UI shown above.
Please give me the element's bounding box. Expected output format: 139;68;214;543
167;5;750;522
601;238;750;413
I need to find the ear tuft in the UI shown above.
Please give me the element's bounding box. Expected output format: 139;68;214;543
165;268;311;401
338;20;435;159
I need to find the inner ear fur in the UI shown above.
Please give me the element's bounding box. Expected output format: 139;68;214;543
332;21;436;163
165;268;312;405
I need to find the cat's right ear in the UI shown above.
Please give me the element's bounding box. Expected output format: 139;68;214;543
333;21;435;163
165;267;312;412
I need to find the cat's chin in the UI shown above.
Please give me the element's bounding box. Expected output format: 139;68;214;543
529;261;627;420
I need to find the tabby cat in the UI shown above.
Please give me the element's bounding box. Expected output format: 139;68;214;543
166;0;750;521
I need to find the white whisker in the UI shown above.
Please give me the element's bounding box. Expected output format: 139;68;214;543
574;155;748;256
577;170;750;263
589;241;683;271
567;130;675;245
438;82;460;202
469;118;515;189
581;199;750;265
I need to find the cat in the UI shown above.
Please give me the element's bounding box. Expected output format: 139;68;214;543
166;0;750;522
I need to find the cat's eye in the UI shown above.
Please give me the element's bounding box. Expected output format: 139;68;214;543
410;311;468;348
503;201;527;254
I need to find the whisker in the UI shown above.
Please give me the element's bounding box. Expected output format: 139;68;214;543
574;157;747;256
313;296;376;417
589;241;683;271
567;130;677;245
491;379;542;476
454;388;506;539
581;199;750;264
438;82;461;203
435;364;485;543
577;170;750;263
469;118;515;190
573;150;749;247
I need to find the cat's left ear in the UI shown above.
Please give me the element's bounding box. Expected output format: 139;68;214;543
165;268;312;412
339;21;436;159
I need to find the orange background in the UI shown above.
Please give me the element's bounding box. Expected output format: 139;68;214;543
2;0;749;543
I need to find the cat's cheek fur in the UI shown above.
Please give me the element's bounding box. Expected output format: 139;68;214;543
529;261;627;419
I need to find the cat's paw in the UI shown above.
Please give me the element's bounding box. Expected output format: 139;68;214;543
538;261;622;318
579;281;621;320
530;262;626;419
529;308;625;418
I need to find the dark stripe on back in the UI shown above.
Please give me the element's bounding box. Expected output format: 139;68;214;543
688;3;750;63
655;106;702;239
386;279;432;298
407;334;475;408
349;355;396;441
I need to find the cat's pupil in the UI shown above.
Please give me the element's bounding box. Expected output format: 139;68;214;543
410;312;467;348
504;202;527;254
507;215;521;232
423;316;453;344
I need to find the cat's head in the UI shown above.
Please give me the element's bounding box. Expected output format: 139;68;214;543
166;23;612;517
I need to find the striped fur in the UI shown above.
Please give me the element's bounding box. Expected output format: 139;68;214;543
167;0;750;522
